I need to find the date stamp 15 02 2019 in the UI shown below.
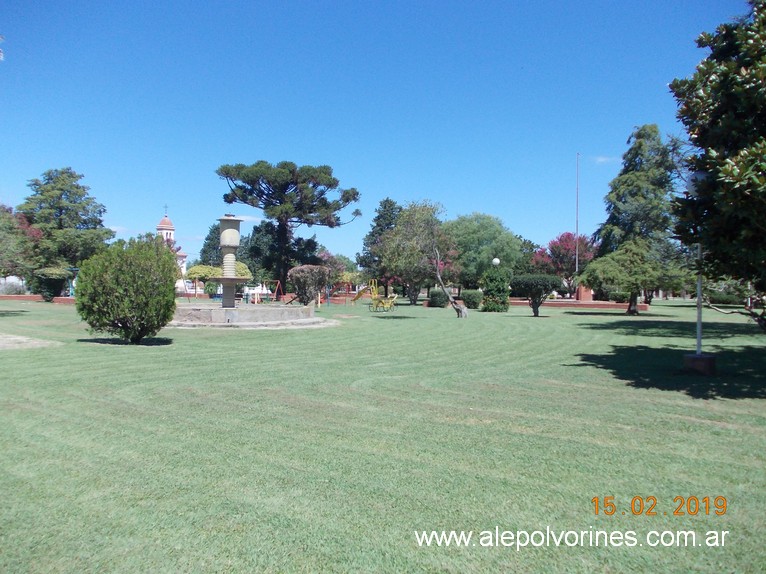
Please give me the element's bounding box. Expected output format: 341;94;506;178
591;496;727;517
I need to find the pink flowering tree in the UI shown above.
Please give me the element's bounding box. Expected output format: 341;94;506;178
532;232;597;296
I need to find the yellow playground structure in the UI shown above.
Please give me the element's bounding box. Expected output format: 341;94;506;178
351;279;397;312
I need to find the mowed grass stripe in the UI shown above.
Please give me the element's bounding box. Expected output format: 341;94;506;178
1;299;764;572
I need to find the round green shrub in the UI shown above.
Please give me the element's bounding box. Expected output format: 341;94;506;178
461;289;483;309
428;290;450;308
75;235;178;343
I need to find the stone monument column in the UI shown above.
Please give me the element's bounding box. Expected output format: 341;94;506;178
219;215;243;308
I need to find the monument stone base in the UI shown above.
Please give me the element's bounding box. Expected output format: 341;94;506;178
170;302;321;328
683;353;717;376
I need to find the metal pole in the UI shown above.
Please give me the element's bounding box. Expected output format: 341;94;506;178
696;243;702;355
575;152;580;275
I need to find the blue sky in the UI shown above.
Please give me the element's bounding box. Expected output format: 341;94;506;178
0;0;750;261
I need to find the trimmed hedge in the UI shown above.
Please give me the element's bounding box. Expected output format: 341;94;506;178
461;289;483;309
428;290;450;308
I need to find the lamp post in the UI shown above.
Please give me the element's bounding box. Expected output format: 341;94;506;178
682;172;716;375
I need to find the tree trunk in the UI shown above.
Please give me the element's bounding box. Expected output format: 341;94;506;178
433;248;467;318
276;218;292;295
406;284;420;305
627;292;640;315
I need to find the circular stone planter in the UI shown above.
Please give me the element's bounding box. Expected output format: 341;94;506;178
170;302;324;328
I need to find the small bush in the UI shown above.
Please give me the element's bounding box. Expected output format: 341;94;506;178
461;289;483;309
288;265;331;306
75;235;178;344
428;290;449;308
706;292;743;305
610;291;629;303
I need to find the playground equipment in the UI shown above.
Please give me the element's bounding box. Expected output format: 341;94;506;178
351;279;397;312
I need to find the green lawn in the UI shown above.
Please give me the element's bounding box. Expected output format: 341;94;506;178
1;299;764;573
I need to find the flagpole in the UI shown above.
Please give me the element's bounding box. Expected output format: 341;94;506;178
575;152;580;274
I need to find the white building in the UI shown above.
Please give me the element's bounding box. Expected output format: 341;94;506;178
156;213;190;292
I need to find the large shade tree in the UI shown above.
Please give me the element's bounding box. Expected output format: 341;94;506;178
16;168;114;298
374;201;465;316
356;197;401;293
0;205;38;279
217;161;360;290
582;239;659;315
442;213;523;289
670;0;766;311
592;125;687;308
594;125;676;256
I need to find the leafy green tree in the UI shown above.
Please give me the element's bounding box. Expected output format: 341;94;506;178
75;235;177;344
670;0;766;299
594;125;676;256
510;274;562;317
186;264;219;283
18;168;114;266
17;168;114;297
356;197;402;290
442;213;523;289
241;221;321;287
373;201;458;308
644;240;696;302
217;161;360;291
319;250;356;286
199;223;222;266
288;265;331;306
581;239;659;315
0;205;36;279
515;236;542;275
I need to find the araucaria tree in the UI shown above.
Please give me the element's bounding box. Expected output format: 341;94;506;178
17;168;115;299
76;235;178;344
216;161;360;291
670;0;766;329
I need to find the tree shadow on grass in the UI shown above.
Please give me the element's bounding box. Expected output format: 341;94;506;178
577;318;760;339
371;315;418;320
562;309;676;318
575;345;765;400
0;310;29;317
78;337;174;346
